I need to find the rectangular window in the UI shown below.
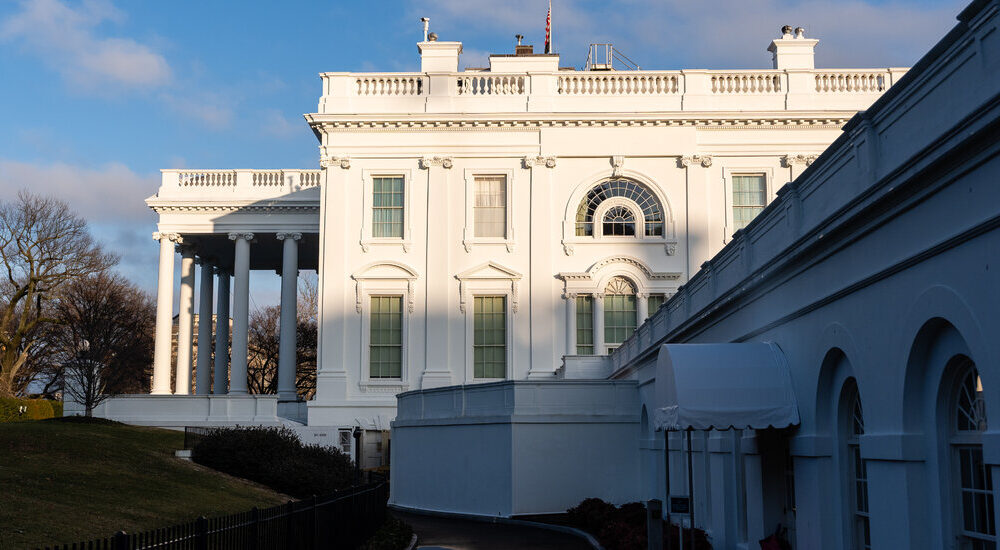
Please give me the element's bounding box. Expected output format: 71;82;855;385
474;296;506;378
474;175;507;238
372;176;404;238
576;295;593;355
647;294;666;318
369;296;402;378
604;294;637;346
732;174;767;231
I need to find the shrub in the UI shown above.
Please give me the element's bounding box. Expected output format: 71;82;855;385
192;426;355;498
566;498;712;550
0;398;60;422
362;516;413;550
566;497;619;535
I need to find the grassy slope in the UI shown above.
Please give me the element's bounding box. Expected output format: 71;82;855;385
0;420;288;549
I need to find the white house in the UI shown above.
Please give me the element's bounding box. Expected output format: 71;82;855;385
390;1;1000;549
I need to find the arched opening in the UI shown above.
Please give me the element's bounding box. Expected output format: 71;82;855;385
944;356;994;548
603;276;637;350
839;378;870;550
575;179;664;237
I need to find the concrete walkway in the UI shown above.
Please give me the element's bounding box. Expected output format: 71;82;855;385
392;511;593;550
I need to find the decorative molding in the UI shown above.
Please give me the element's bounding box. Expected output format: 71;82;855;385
152;231;182;243
351;261;418;314
419;156;454;169
562;242;575;256
275;232;303;241
358;381;411;394
455;261;523;314
665;242;678;256
563;291;579;299
611;155;625;177
522;155;557;169
311;116;852;132
679;155;713;168
148;203;319;215
782;154;820;167
227;232;255;241
321;156;351;169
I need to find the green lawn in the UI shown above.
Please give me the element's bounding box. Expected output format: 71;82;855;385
0;419;288;549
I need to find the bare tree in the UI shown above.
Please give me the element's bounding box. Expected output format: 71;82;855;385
55;272;154;415
246;279;319;399
0;192;116;396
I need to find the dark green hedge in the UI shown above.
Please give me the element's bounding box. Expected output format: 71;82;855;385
0;398;61;423
566;498;712;550
191;426;355;498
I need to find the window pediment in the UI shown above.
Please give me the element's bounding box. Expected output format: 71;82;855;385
455;261;522;313
351;261;418;313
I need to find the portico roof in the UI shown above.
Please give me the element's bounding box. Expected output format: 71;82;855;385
652;343;800;432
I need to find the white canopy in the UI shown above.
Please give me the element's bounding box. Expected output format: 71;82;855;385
652;343;800;431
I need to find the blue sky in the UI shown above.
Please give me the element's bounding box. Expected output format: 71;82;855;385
0;0;966;304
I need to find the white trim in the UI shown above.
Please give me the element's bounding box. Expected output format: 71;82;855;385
722;167;774;243
358;290;410;392
360;169;414;252
463;291;515;384
560;169;676;255
463;168;516;252
592;197;643;239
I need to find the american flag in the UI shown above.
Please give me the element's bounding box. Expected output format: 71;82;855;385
544;1;552;54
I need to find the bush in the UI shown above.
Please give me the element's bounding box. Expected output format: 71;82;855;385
0;398;60;422
362;516;413;550
192;426;355;498
566;498;712;550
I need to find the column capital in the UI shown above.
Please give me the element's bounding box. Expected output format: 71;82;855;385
679;155;712;168
321;155;351;169
593;292;606;300
228;232;255;242
276;232;303;241
419;156;453;169
781;153;819;167
563;291;578;299
152;231;182;243
522;155;557;169
636;292;649;299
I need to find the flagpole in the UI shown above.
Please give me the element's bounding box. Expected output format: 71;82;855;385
549;0;553;54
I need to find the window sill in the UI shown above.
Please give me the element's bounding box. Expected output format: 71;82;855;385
463;238;514;253
358;379;409;393
360;239;412;253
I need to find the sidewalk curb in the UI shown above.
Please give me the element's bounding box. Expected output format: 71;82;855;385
389;504;604;550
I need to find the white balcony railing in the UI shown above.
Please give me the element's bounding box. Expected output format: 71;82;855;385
317;67;908;114
155;169;322;201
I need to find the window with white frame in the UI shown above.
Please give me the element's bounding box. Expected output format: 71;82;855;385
474;175;507;238
473;296;506;379
847;388;871;550
647;294;666;318
372;176;404;238
732;174;767;231
949;358;994;549
604;276;637;347
369;296;403;378
576;295;594;355
575;179;665;237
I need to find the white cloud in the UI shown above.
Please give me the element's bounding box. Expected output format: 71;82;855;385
0;159;157;223
160;90;234;130
259;108;304;139
0;0;171;90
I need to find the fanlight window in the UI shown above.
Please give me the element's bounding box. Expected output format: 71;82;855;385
576;179;664;237
950;359;994;548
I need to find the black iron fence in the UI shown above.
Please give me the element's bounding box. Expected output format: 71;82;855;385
183;426;212;450
38;480;389;550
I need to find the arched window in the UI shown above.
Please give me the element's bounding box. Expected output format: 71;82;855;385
847;389;870;550
575;179;664;237
949;358;994;548
604;276;637;349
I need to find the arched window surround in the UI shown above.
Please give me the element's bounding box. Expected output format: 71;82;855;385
561;170;677;256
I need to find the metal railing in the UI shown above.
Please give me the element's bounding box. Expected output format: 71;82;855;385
38;480;389;550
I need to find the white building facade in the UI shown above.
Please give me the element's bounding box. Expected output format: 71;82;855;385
81;27;906;441
390;2;1000;549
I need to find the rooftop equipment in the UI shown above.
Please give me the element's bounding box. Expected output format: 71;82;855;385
585;43;640;71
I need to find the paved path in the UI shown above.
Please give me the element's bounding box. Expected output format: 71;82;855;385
392;511;592;550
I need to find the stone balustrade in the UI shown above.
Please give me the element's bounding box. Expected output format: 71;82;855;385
157;169;322;200
318;67;908;114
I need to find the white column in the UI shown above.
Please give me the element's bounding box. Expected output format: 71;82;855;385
151;232;178;394
565;293;577;355
637;292;649;322
276;232;301;401
195;258;214;395
174;245;196;395
228;232;253;395
593;293;606;355
213;268;230;394
526;156;557;378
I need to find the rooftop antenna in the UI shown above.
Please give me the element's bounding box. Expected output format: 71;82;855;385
421;17;430;42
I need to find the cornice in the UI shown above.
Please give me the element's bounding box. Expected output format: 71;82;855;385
147;203;319;214
307;112;854;132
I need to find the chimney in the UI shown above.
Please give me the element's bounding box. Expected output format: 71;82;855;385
767;25;818;70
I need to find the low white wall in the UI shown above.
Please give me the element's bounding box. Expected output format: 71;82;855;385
390;380;640;517
65;394;282;428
